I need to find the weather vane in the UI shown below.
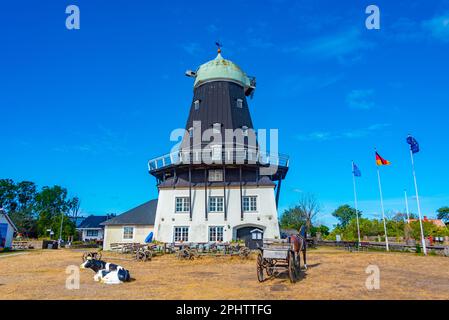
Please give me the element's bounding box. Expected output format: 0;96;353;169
215;41;222;53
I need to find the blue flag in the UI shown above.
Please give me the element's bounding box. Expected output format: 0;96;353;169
352;162;361;177
406;135;419;153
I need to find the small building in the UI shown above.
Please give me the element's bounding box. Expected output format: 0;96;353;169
77;215;112;242
101;200;157;250
0;209;18;249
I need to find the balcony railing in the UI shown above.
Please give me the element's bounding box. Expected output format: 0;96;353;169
148;147;289;172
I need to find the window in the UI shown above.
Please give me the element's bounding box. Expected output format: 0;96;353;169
208;169;223;182
251;229;263;240
86;230;99;237
209;196;224;212
123;226;134;240
194;99;200;110
188;127;194;138
243;196;257;212
209;226;224;242
175;197;190;213
236;98;243;108
242;125;249;137
174;227;189;242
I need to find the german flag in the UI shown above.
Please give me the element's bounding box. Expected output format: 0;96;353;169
376;152;391;166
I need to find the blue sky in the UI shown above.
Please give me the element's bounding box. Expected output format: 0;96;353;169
1;1;449;228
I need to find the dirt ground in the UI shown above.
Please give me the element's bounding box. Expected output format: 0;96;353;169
1;247;449;300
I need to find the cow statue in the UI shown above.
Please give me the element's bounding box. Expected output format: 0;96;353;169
80;257;131;284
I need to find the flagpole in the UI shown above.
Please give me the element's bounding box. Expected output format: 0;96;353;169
376;166;389;251
409;149;427;255
352;161;361;245
404;189;410;223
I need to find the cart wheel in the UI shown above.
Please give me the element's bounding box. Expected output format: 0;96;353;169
190;248;199;259
136;250;147;262
257;253;264;282
188;248;196;260
178;248;189;260
239;247;250;259
144;250;153;261
288;252;297;283
266;261;274;277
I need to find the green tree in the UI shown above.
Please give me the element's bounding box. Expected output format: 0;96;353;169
332;205;362;228
437;206;449;223
34;185;75;239
9;181;37;237
0;179;17;211
0;180;38;237
310;225;330;237
280;206;306;230
410;220;449;238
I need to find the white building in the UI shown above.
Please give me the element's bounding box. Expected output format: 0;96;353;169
102;200;156;251
0;209;17;249
77;215;111;242
147;48;289;249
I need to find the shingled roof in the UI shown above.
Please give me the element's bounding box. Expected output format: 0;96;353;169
78;215;109;229
101;199;157;226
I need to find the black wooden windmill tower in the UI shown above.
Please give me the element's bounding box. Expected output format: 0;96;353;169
148;45;289;247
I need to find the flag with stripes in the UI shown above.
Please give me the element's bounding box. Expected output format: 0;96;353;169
375;152;391;166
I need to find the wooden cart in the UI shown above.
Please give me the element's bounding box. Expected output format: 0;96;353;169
109;243;160;261
256;239;300;283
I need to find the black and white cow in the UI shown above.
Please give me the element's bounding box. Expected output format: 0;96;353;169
80;258;120;272
80;258;130;284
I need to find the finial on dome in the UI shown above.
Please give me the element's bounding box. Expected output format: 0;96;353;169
215;41;222;54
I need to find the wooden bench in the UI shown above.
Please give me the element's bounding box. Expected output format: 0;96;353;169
12;241;33;250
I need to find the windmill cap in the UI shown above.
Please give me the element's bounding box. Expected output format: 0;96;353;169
192;52;252;90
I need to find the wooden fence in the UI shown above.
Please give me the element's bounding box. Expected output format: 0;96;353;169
318;240;449;256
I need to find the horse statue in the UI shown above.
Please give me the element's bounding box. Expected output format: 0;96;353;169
288;225;307;270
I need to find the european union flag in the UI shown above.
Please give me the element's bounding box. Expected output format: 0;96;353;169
352;162;361;177
406;135;420;153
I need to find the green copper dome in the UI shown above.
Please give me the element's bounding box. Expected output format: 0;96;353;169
193;52;252;89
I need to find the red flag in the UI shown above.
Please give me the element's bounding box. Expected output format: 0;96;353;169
376;152;391;166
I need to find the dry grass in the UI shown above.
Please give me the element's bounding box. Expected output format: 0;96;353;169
1;247;449;300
